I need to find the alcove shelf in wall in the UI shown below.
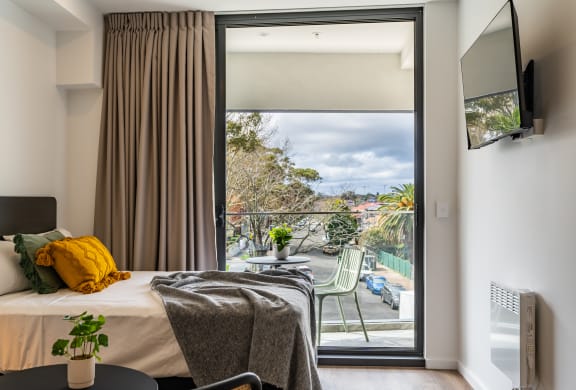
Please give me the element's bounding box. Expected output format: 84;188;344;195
11;0;103;89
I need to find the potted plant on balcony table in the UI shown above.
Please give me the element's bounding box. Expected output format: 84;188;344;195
51;312;109;389
269;224;293;260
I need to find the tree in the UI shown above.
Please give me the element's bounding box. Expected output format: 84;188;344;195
226;112;321;250
377;183;414;262
359;226;407;259
465;92;521;147
359;226;388;250
325;199;358;247
340;190;356;201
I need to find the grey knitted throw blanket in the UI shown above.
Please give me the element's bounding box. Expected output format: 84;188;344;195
150;269;322;390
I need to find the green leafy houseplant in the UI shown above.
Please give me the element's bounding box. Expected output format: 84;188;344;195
268;224;293;251
52;312;109;361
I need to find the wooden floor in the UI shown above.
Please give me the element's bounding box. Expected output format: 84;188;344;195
318;367;472;390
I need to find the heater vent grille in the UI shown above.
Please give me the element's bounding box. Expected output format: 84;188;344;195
491;282;521;314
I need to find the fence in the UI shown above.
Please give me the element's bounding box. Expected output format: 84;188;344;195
378;251;413;279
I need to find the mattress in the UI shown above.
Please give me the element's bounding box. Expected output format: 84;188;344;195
0;271;189;377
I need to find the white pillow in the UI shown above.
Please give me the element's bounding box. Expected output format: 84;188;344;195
0;241;32;295
2;228;72;242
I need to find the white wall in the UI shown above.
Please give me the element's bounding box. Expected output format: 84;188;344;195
1;0;102;233
56;0;103;88
10;0;103;87
227;52;414;111
64;89;102;235
57;27;102;88
458;0;576;389
0;1;67;224
423;0;459;369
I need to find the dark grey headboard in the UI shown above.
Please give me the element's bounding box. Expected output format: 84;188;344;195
0;196;57;236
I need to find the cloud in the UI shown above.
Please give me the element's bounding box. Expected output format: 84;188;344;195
267;112;414;194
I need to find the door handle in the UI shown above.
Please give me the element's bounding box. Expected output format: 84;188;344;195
215;204;225;228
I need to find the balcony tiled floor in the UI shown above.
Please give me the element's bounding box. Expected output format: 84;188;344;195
319;328;414;348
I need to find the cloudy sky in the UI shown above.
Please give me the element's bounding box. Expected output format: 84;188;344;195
267;112;414;196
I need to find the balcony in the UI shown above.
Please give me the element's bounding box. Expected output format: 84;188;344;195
225;210;415;349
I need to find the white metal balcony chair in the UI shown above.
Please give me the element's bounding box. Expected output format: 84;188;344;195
315;247;369;344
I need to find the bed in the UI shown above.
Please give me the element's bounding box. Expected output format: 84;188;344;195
0;270;189;377
0;196;321;389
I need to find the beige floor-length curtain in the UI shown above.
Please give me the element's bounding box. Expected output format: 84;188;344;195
94;11;217;271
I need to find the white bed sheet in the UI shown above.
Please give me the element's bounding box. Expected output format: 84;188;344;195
0;271;189;377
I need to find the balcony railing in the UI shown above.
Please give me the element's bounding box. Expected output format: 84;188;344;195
226;210;413;264
225;209;415;347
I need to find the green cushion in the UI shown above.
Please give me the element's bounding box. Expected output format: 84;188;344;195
14;231;66;294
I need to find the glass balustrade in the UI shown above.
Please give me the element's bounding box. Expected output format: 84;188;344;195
225;210;415;348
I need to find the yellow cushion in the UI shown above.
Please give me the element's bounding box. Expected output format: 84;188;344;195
35;236;130;294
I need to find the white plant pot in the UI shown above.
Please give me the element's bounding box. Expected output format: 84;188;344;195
273;245;290;260
67;355;95;389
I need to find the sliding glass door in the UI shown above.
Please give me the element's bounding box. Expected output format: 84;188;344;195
215;8;423;365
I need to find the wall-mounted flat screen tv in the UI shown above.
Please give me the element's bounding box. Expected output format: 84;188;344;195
461;0;533;149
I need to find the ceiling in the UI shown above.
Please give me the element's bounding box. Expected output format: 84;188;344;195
87;0;430;13
9;0;419;59
227;23;413;54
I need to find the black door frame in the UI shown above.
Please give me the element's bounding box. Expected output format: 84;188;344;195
214;8;424;366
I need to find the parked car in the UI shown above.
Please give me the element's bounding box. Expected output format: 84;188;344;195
380;283;405;309
365;274;374;289
322;245;340;256
359;261;373;281
369;276;388;295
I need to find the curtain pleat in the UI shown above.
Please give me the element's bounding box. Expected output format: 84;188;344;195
94;12;217;271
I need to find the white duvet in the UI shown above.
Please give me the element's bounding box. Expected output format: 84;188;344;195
0;271;189;377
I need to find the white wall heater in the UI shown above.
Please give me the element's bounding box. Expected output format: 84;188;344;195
490;282;536;390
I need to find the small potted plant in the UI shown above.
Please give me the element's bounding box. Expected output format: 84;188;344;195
269;223;293;260
51;312;109;389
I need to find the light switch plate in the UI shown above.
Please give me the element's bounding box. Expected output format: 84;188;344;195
436;201;449;218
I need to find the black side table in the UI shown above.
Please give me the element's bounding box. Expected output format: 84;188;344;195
0;364;158;390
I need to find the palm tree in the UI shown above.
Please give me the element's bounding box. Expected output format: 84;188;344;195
377;184;414;262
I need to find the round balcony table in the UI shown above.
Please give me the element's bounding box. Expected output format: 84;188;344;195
0;364;157;390
245;255;310;269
